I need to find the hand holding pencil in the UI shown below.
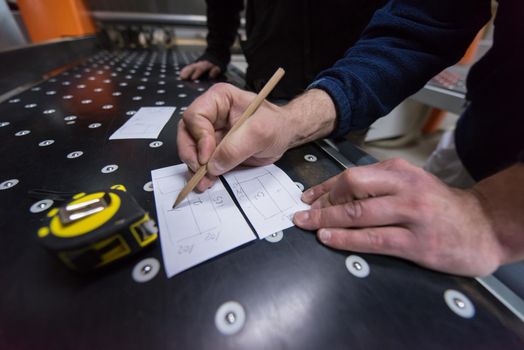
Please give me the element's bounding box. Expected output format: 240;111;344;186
175;68;286;207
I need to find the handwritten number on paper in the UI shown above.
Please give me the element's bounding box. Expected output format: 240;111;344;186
178;244;194;255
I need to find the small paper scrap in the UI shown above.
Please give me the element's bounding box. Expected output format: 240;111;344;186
110;106;175;140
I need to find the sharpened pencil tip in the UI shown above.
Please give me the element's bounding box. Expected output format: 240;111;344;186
172;196;182;209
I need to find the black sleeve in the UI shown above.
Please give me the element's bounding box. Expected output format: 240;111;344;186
198;0;244;72
518;150;524;163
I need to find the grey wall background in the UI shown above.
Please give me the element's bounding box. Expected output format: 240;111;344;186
84;0;207;15
0;0;26;50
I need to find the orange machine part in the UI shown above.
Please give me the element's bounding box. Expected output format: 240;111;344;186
18;0;95;43
459;27;486;65
422;108;447;135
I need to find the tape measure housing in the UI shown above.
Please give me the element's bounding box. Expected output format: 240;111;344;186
38;186;158;272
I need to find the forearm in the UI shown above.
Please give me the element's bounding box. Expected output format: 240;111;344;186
283;89;337;149
202;0;243;70
472;163;524;265
311;0;491;136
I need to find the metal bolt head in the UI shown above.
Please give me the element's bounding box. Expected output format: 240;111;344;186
304;154;317;162
15;130;30;136
38;139;55;147
353;261;362;271
444;289;475;318
453;298;466;309
67;151;83;159
141;264;152;274
225;312;236;324
101;164;118;173
0;179;19;190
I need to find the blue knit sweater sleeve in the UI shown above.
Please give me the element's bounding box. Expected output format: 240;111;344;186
308;0;491;137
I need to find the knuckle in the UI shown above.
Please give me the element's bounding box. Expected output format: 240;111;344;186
181;109;193;123
209;82;229;93
218;142;243;162
178;148;194;167
310;209;323;227
343;201;364;220
383;157;409;170
249;118;273;143
364;229;384;249
341;169;352;183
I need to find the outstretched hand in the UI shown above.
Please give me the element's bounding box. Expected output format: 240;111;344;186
180;60;222;80
293;158;504;276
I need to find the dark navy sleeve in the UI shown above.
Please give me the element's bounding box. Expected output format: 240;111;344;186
308;0;491;137
519;151;524;163
198;0;244;72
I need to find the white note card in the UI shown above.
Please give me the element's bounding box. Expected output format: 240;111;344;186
109;106;176;140
223;164;310;239
151;164;256;277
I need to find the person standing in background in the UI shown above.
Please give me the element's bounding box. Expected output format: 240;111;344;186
177;0;524;277
180;0;387;100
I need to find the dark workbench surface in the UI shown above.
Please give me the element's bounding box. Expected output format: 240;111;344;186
0;48;522;349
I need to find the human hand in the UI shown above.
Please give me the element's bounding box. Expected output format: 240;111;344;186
177;83;295;191
177;85;337;192
180;60;222;80
293;158;503;276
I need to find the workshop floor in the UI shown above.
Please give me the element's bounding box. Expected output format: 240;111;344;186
361;132;442;167
361;113;459;167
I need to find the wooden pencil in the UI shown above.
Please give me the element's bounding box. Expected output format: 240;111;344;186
173;67;285;208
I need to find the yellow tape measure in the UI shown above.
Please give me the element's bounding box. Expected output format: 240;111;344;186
38;185;158;272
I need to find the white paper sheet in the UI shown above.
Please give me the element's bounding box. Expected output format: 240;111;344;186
151;164;256;277
109;106;175;140
223;164;310;239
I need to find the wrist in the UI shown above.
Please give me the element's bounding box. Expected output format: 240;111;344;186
471;164;524;265
282;89;337;149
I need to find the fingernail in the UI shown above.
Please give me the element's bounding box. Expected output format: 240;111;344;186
318;229;331;243
208;160;224;175
294;210;310;224
301;189;314;202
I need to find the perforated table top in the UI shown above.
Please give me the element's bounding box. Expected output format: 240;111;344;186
0;48;523;349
